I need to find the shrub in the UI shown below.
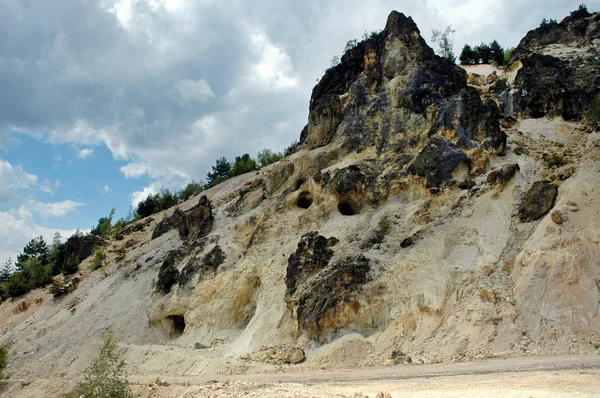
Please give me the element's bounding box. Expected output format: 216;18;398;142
257;149;284;168
0;345;8;376
431;25;456;63
90;247;107;271
179;181;204;202
378;215;392;236
91;208;115;238
344;39;358;53
115;246;127;263
62;253;81;275
284;140;300;156
503;47;515;67
75;331;131;398
229;154;257;177
547;154;566;168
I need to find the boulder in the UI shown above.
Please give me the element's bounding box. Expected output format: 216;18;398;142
407;137;470;190
487;163;520;187
518;181;558;222
248;345;306;364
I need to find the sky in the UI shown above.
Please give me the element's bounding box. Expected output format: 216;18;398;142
0;0;593;265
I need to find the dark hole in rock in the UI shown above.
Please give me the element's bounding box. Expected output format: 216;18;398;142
296;192;313;209
295;178;306;190
167;314;185;337
338;200;358;216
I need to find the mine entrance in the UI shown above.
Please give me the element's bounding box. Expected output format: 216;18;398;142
167;314;186;337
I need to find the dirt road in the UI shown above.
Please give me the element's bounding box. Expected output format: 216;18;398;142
127;355;600;397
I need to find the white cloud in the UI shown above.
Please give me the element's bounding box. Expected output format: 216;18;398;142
102;185;112;193
0;159;58;202
29;200;84;218
0;206;79;266
170;79;216;104
77;148;94;159
129;182;160;207
120;161;152;179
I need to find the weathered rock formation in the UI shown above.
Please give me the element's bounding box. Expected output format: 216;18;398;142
152;195;213;241
3;8;600;396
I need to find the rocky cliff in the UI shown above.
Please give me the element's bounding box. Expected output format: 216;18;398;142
1;8;600;397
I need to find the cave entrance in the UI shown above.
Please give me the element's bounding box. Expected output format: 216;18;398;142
296;192;313;209
167;314;186;337
338;200;359;216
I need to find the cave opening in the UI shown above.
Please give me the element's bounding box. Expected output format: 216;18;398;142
296;192;313;209
167;314;186;337
338;200;358;216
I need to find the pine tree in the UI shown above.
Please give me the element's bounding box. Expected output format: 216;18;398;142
489;40;505;66
16;236;49;269
206;157;232;187
459;44;476;65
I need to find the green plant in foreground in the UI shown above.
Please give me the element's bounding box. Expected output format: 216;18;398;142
76;331;131;398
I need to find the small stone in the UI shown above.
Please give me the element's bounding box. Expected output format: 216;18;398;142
551;210;564;224
194;342;209;349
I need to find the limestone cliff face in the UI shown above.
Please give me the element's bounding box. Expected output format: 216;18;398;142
305;11;505;191
1;8;600;390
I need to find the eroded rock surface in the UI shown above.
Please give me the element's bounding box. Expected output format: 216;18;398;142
152;195;213;240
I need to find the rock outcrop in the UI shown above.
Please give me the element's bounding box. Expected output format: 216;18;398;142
152;195;214;240
303;11;504;193
52;234;103;275
510;8;600;120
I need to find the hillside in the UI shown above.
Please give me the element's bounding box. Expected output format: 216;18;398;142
1;7;600;398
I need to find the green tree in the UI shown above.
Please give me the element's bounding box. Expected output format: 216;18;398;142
91;208;115;238
179;181;205;202
475;43;492;64
16;236;49;269
489;40;505;66
284;140;300;156
459;44;476;65
22;258;52;288
206;157;232;187
503;47;515;66
431;25;456;63
76;331;131;398
257;149;284;168
230;154;258;177
344;39;358;53
329;55;340;68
